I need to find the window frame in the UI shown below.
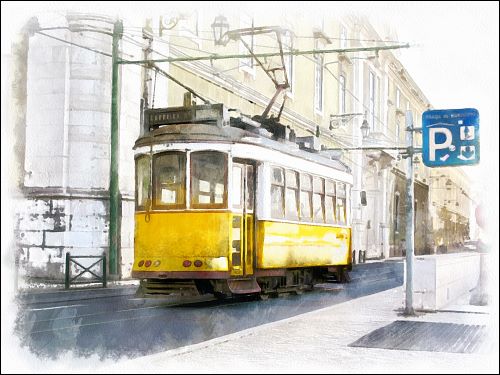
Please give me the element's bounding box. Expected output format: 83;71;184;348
152;151;187;210
135;154;151;211
324;179;337;224
336;182;347;225
312;176;325;223
190;150;228;209
270;166;285;219
285;169;300;221
268;165;351;227
314;38;324;114
245;164;255;212
299;173;313;222
231;164;244;210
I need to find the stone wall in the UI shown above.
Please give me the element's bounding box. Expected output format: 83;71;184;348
15;197;108;281
13;15;143;283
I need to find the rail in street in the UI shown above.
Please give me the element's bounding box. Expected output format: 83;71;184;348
14;261;403;360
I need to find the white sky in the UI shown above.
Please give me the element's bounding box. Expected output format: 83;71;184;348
1;1;499;372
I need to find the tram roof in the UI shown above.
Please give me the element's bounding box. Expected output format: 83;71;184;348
134;104;351;174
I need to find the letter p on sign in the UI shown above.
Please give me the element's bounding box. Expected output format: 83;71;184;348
429;127;453;161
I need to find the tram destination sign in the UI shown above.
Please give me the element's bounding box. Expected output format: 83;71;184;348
422;108;480;167
145;104;229;129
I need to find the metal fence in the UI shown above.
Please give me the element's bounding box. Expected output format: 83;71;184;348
65;252;107;289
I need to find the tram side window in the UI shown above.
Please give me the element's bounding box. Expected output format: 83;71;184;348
271;167;285;218
324;179;336;224
336;182;347;225
300;173;313;222
245;165;254;211
232;165;243;209
135;155;150;210
285;169;299;221
153;152;186;209
191;151;227;208
313;176;325;223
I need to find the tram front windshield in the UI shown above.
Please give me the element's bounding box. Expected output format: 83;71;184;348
135;151;228;211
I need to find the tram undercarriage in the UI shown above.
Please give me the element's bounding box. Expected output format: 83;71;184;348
135;266;350;299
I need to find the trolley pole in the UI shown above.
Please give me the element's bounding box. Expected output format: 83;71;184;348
109;20;123;277
404;110;416;316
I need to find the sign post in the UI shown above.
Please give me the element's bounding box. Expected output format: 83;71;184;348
405;111;416;315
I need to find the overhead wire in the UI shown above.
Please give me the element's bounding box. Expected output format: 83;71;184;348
257;31;404;141
136;31;401;174
35;30;112;58
35;24;402;178
128;29;409;144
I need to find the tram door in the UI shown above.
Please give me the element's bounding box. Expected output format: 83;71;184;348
231;161;255;276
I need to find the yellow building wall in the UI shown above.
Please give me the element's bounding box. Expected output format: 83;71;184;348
165;13;358;144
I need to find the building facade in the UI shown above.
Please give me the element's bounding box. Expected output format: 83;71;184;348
7;9;473;283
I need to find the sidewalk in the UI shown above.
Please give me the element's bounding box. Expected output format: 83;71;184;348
15;280;139;304
102;285;499;374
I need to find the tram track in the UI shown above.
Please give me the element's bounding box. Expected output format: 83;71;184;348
19;286;345;335
15;263;403;360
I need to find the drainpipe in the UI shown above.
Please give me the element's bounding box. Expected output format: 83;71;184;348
109;19;123;277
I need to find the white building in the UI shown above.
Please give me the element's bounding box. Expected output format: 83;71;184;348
6;10;472;285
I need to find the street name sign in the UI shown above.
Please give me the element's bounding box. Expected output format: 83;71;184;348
422;108;479;167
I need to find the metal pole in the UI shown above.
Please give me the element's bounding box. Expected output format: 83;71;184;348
65;252;70;290
405;110;415;315
109;20;123;277
118;43;410;66
323;146;419;152
102;253;107;288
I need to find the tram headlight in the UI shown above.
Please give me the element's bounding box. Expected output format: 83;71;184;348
194;260;203;267
153;260;161;267
183;260;192;267
138;260;144;267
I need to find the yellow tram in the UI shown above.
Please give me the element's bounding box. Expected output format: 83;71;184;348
132;103;353;297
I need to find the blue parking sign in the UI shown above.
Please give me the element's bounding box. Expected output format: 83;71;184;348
422;108;479;167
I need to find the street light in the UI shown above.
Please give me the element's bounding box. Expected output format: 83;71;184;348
329;112;364;130
211;15;229;46
360;118;370;139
